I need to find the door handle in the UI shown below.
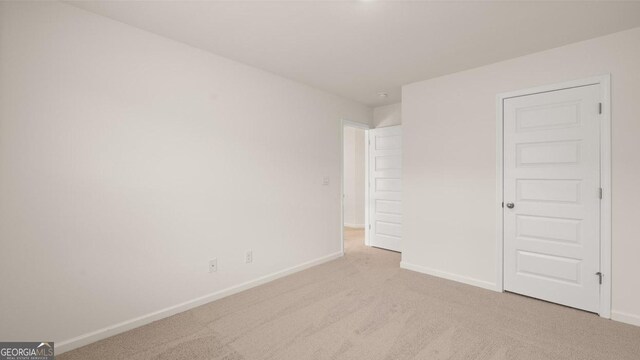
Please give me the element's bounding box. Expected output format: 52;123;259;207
506;202;515;209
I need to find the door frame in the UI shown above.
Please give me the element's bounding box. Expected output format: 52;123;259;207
341;119;371;253
495;75;611;318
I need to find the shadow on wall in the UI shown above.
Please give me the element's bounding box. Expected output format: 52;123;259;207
373;103;401;128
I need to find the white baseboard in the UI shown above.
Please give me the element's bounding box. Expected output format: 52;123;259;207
611;310;640;327
400;261;499;292
344;223;364;229
401;263;640;328
55;251;344;355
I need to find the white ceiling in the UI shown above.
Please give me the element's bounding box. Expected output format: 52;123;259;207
66;1;640;107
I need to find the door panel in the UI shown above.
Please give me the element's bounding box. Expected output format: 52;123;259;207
504;85;601;313
369;126;402;252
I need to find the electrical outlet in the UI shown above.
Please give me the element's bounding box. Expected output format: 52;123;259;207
209;258;217;273
322;176;330;186
245;250;253;264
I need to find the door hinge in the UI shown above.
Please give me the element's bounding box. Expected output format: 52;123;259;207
598;102;602;114
596;272;603;285
599;187;603;199
368;224;371;230
501;202;504;208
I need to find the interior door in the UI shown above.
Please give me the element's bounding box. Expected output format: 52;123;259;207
503;84;601;313
369;126;402;252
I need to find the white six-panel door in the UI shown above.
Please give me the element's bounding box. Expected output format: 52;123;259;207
503;84;601;313
369;126;402;252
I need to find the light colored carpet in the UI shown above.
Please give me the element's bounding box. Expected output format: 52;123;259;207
58;228;640;359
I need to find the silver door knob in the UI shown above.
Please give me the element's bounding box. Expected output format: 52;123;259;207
506;202;515;209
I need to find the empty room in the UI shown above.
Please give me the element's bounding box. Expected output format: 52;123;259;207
2;1;640;359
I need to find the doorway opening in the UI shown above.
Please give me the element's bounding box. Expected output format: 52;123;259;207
342;122;368;254
341;120;403;255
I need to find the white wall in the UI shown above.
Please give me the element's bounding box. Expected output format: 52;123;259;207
402;27;640;326
0;1;371;351
373;102;401;128
343;127;365;228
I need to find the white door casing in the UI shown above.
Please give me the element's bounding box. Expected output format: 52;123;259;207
369;126;402;252
503;84;602;313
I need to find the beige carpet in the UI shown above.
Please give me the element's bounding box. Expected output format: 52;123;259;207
59;228;640;359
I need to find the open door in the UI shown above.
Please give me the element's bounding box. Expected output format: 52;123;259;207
368;126;402;252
